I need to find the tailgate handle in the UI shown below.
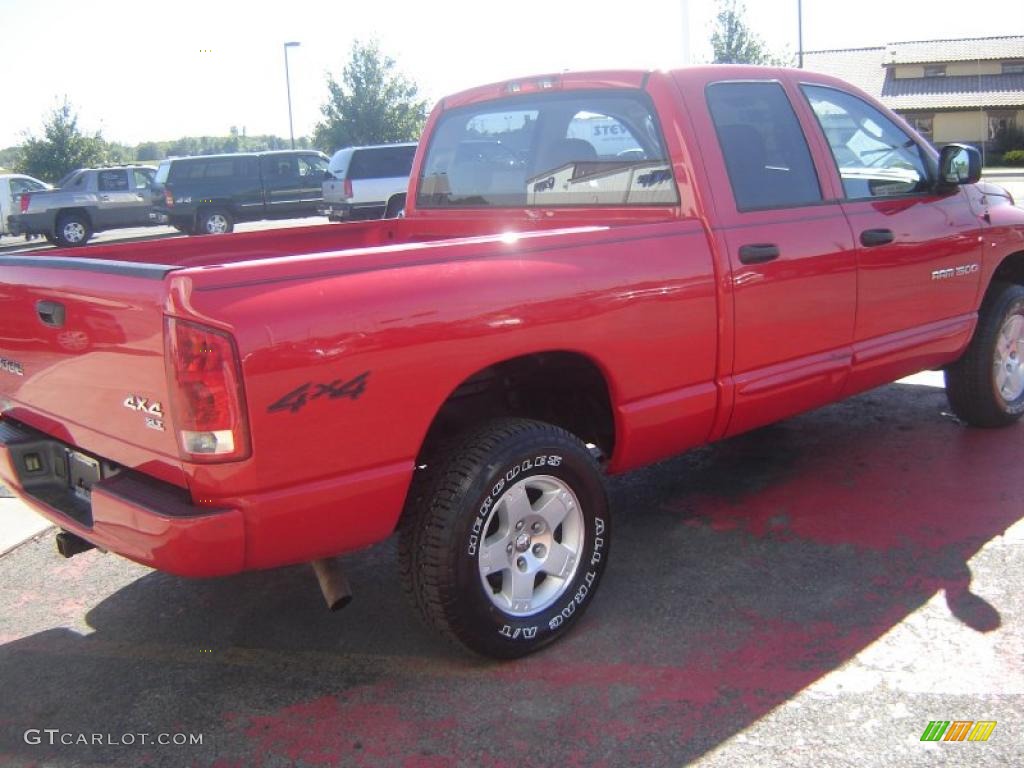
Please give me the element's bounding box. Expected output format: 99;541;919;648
36;300;66;328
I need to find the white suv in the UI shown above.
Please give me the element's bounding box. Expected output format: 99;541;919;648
321;143;417;221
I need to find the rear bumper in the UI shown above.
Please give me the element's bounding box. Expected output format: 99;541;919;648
320;202;386;221
0;417;244;577
7;212;54;237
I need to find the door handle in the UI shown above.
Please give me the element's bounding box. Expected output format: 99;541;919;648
99;195;111;202
860;228;894;247
738;243;780;265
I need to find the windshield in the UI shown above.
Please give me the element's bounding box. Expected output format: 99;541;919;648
417;90;678;208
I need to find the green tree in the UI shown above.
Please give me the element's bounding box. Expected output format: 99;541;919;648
224;126;241;154
136;141;165;161
710;0;790;66
16;99;108;182
106;142;135;164
314;40;428;153
167;136;200;157
0;145;22;171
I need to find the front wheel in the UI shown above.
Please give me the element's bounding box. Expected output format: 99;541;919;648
945;282;1024;427
399;418;610;658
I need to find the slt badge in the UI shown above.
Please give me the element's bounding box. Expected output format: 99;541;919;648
124;394;165;431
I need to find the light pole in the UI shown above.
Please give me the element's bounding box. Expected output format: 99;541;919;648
797;0;804;68
283;41;300;149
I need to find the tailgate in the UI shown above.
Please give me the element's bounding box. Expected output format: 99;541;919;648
322;179;347;203
0;256;182;466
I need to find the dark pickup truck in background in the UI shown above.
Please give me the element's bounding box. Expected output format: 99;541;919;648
152;150;329;235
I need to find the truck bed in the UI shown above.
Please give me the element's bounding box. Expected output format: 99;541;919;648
34;210;678;267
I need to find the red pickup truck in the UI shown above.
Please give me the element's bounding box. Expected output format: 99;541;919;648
1;66;1023;658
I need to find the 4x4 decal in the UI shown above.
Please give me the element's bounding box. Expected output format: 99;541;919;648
268;371;370;414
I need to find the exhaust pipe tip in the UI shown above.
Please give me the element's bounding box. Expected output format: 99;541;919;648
310;557;353;611
55;530;95;559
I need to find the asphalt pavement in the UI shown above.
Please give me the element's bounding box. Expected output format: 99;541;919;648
0;373;1020;767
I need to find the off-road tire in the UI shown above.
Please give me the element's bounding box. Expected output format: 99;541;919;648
945;281;1024;427
399;418;610;658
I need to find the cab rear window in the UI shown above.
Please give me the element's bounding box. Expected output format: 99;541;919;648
417;90;678;208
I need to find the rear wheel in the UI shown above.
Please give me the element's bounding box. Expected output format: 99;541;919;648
196;209;233;235
54;212;92;248
399;418;610;658
945;282;1024;427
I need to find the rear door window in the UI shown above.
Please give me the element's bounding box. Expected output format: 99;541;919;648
236;156;259;178
262;155;300;179
417;91;677;208
706;81;822;211
97;170;130;192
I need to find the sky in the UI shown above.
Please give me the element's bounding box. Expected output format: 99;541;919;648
0;0;1021;149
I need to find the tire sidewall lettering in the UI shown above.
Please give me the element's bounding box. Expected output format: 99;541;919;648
468;455;567;556
458;446;608;643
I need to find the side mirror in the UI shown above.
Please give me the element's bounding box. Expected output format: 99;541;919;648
938;143;982;187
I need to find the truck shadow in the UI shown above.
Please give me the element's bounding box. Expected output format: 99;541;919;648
0;380;1019;766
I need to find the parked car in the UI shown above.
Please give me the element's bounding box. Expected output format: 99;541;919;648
2;67;1022;661
321;142;417;221
152;150;329;235
0;174;52;238
5;166;161;247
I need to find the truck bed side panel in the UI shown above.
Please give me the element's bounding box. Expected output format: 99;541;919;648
171;220;719;568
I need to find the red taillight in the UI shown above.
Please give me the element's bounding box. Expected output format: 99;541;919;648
165;317;250;462
19;193;30;213
164;189;174;208
343;178;353;200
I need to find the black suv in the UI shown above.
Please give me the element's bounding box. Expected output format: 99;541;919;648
152;150;329;234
